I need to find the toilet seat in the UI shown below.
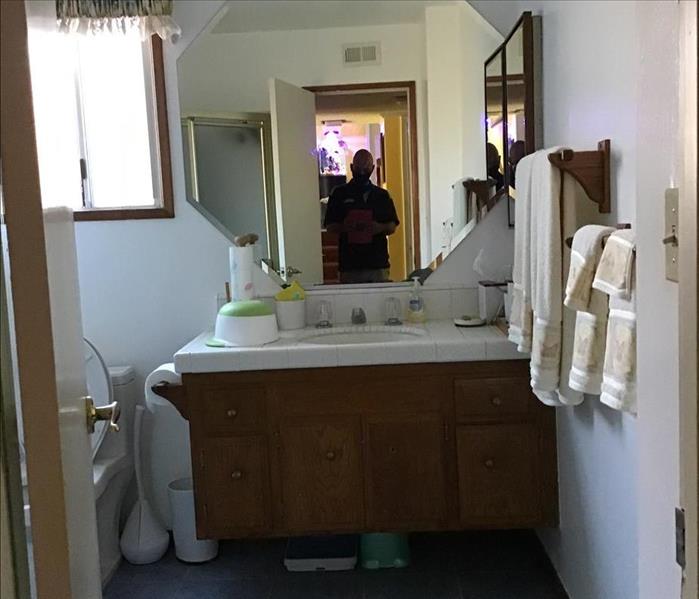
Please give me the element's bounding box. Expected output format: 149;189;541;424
84;338;114;461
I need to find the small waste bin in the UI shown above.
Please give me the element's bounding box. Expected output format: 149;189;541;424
168;478;218;563
360;533;410;569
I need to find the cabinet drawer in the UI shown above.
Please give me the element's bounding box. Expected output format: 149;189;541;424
456;424;539;524
201;386;267;435
454;378;530;421
199;436;271;534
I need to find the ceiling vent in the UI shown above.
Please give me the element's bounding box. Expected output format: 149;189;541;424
343;42;381;67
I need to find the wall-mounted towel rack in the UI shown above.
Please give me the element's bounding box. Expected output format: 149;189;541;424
549;139;611;213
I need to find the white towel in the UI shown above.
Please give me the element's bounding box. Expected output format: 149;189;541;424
528;150;601;407
592;229;635;298
565;225;615;311
565;225;615;395
569;288;609;394
508;151;536;352
593;230;637;413
600;286;637;413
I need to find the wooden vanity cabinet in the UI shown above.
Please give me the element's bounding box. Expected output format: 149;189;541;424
175;361;557;539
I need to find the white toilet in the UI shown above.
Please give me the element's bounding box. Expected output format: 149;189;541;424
84;340;138;586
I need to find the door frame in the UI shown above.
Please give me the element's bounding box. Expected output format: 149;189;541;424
304;81;421;271
678;2;698;597
0;2;74;598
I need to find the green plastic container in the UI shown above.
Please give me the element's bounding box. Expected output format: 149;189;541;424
360;533;410;569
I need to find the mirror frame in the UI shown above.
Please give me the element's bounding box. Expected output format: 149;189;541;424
181;114;280;268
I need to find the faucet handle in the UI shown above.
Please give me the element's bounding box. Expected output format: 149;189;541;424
384;297;402;325
351;307;367;325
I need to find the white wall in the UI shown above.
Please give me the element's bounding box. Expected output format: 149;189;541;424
468;2;682;599
425;4;502;259
521;3;640;599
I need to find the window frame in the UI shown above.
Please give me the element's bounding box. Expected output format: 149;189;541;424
73;36;174;221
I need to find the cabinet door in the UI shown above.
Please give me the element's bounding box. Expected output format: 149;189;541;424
198;436;271;536
365;413;447;528
279;416;364;532
457;424;540;525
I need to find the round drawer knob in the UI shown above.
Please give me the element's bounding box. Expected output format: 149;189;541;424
231;470;243;480
491;396;502;406
326;451;336;461
484;459;495;469
226;409;238;418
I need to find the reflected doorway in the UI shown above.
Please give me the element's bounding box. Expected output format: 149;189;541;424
306;82;420;284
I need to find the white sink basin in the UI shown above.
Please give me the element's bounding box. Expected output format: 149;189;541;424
300;326;425;345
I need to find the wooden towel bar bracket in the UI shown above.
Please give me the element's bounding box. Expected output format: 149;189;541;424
549;139;611;213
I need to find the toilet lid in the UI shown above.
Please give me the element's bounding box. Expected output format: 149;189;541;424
84;338;113;460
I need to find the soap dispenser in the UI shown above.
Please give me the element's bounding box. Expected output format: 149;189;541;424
406;276;426;323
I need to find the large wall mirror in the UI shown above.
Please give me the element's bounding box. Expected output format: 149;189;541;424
483;12;542;227
177;1;511;286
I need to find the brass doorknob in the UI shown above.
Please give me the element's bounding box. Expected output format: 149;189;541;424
231;470;243;480
326;451;336;461
491;396;502;406
85;397;120;434
484;459;495;469
226;408;238;418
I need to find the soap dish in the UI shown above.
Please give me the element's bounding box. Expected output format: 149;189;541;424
453;315;486;327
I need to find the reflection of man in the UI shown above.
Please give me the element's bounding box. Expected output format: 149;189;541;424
486;142;504;189
509;140;526;188
324;149;399;284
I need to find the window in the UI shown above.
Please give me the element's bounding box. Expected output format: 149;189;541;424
28;30;173;220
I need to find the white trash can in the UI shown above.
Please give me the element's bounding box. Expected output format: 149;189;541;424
168;478;218;562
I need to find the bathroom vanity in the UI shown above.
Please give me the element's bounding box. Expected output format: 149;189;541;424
156;324;558;539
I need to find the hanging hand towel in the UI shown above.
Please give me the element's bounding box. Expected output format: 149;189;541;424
600;287;637;413
565;225;615;394
508;152;537;353
529;149;601;407
592;229;635;298
593;229;637;412
564;225;615;311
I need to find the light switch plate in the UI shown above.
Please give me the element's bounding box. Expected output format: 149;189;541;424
665;188;679;282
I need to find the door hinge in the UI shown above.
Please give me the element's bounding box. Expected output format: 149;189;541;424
79;158;88;208
199;450;205;470
675;506;686;569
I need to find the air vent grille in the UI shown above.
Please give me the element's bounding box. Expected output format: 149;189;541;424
342;42;381;67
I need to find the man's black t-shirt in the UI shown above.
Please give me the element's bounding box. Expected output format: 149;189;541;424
323;180;399;272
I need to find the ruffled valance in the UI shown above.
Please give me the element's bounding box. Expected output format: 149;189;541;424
56;0;181;42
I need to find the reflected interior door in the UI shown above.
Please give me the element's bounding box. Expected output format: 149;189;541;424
268;78;323;285
0;2;102;596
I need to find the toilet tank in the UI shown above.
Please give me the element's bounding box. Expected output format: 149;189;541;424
95;366;137;461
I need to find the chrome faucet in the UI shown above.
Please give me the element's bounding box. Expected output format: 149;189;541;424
351;307;367;325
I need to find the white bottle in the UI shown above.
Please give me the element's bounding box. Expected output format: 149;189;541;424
407;277;426;323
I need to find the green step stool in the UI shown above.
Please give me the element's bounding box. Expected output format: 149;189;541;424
360;533;410;569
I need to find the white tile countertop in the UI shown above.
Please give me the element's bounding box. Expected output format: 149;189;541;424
173;320;525;374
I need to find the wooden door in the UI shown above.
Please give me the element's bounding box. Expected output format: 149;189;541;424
456;423;540;525
198;437;271;536
279;416;364;532
364;413;447;529
1;3;101;597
